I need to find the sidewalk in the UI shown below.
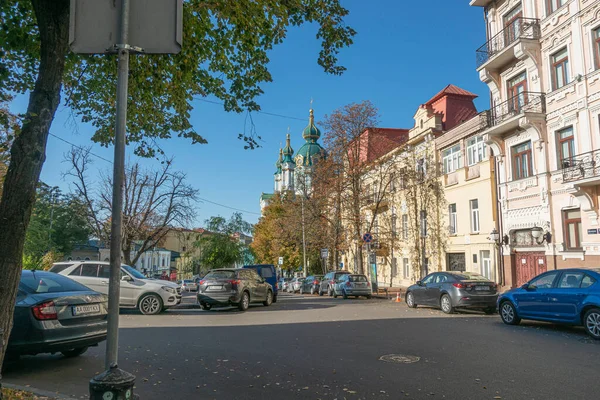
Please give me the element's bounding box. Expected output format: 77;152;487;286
2;383;67;400
372;285;408;300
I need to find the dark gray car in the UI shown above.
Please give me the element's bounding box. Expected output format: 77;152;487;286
7;270;108;359
300;275;323;295
405;271;498;314
319;270;351;296
197;268;273;311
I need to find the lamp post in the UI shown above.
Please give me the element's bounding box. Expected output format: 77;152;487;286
420;210;428;278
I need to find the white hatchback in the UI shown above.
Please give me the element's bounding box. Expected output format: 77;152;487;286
50;262;181;315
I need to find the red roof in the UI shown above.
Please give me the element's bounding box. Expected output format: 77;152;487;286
424;84;478;107
349;128;409;165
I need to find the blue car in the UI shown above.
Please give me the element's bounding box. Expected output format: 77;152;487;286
243;264;278;303
498;268;600;339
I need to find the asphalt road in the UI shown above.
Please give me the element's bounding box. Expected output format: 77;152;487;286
4;292;600;399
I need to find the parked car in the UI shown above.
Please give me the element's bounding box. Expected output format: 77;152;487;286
405;271;498;314
181;279;198;292
50;261;182;315
244;264;278;302
300;275;323;295
279;277;292;292
319;270;351;296
197;268;274;311
288;277;305;293
332;274;372;299
6;270;108;359
498;268;600;340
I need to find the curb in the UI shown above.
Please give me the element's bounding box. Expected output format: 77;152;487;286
2;383;70;400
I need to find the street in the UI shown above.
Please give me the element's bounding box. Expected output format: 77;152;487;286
4;292;600;400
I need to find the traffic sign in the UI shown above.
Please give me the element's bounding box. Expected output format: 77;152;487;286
278;257;284;265
362;232;373;243
321;248;329;259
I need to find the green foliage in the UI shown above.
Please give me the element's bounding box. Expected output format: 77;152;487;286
23;182;91;268
0;0;355;155
195;212;254;270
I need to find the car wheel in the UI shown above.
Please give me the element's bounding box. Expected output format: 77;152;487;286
319;288;324;296
406;291;417;308
273;294;278;303
263;290;273;307
440;294;454;314
333;288;338;298
366;295;372;300
500;301;521;325
238;291;250;312
200;303;212;311
61;347;89;358
342;289;348;299
484;307;496;315
299;287;304;295
328;286;333;297
139;294;163;315
584;308;600;340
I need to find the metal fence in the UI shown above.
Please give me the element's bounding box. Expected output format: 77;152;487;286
562;149;600;183
476;17;541;68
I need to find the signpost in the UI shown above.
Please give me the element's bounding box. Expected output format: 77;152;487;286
70;1;182;398
278;256;284;265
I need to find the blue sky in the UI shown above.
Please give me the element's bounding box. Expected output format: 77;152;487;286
13;1;489;226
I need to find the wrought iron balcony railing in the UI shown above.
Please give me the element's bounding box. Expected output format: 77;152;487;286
562;150;600;183
487;91;545;128
476;17;541;68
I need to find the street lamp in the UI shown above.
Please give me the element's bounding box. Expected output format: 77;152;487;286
531;228;552;244
488;228;509;245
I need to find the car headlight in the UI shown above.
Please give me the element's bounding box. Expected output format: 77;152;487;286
162;286;176;294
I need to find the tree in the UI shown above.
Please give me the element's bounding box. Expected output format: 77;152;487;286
64;147;198;266
23;182;91;269
0;0;354;369
195;212;253;271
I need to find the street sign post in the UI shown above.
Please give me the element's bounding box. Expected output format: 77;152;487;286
278;256;284;265
362;232;373;243
320;248;329;259
70;1;182;398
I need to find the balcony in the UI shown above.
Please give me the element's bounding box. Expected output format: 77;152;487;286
562;150;600;185
476;18;541;71
483;92;546;137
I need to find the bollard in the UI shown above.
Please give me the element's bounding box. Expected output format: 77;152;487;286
89;366;137;400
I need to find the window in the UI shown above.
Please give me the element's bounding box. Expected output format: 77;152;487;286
420;210;427;237
417;158;426;176
557;127;575;167
480;250;492;280
512;141;532;180
551;48;569;90
503;5;523;44
422;274;436;284
20;271;90;294
391;213;398;236
563;208;582;249
442;144;462;174
547;0;567;14
557;272;584;288
403;258;410;279
449;204;457;234
470;199;480;233
49;264;73;274
582;274;597;289
529;271;559;289
434;274;449;284
594;27;600;70
96;265;112;278
402;215;408;240
260;268;274;278
69;265;83;276
391;258;398;278
467;136;487;166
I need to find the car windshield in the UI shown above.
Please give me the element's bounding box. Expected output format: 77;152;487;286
122;265;146;279
349;275;368;282
453;272;490;281
20;271;90;294
205;270;236;280
184;280;193;283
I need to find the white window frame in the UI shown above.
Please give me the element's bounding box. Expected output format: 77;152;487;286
449;204;457;235
467;136;487;166
480;250;492;280
403;258;410;279
442;144;462;174
402;214;408;240
470;199;480;233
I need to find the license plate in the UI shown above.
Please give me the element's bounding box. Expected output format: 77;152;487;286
72;304;100;316
356;283;365;287
475;286;490;291
207;285;223;291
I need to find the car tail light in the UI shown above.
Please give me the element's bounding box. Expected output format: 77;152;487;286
345;281;352;287
453;283;465;289
330;280;335;285
367;281;371;287
314;280;319;285
32;301;58;320
199;280;205;286
276;283;279;289
228;279;241;288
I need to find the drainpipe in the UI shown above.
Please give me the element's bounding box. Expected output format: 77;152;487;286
492;153;505;286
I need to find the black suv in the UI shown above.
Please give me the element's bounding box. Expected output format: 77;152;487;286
197;268;274;311
319;270;351;296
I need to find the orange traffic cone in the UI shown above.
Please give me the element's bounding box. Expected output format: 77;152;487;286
395;291;402;303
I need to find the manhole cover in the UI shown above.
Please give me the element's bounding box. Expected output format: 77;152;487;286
379;354;420;364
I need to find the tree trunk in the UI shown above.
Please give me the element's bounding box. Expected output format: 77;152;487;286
0;0;70;374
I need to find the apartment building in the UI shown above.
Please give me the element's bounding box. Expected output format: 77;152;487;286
471;0;600;287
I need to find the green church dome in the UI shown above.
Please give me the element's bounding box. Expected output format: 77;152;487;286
295;109;326;167
302;109;321;141
274;148;283;175
282;133;295;164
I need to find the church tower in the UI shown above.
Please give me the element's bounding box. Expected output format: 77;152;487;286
294;109;326;195
281;133;295;192
274;148;283;193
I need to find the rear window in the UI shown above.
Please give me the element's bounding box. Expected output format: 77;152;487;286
259;268;273;278
452;272;490;281
49;264;73;274
349;275;368;282
20;271;90;294
205;270;236;280
334;272;350;279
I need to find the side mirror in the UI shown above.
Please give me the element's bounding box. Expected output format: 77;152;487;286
121;275;133;282
522;283;535;291
417;280;423;286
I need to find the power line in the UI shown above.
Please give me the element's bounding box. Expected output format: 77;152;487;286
48;132;261;216
193;97;307;122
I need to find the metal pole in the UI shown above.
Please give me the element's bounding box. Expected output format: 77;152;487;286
105;0;130;371
301;194;307;277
